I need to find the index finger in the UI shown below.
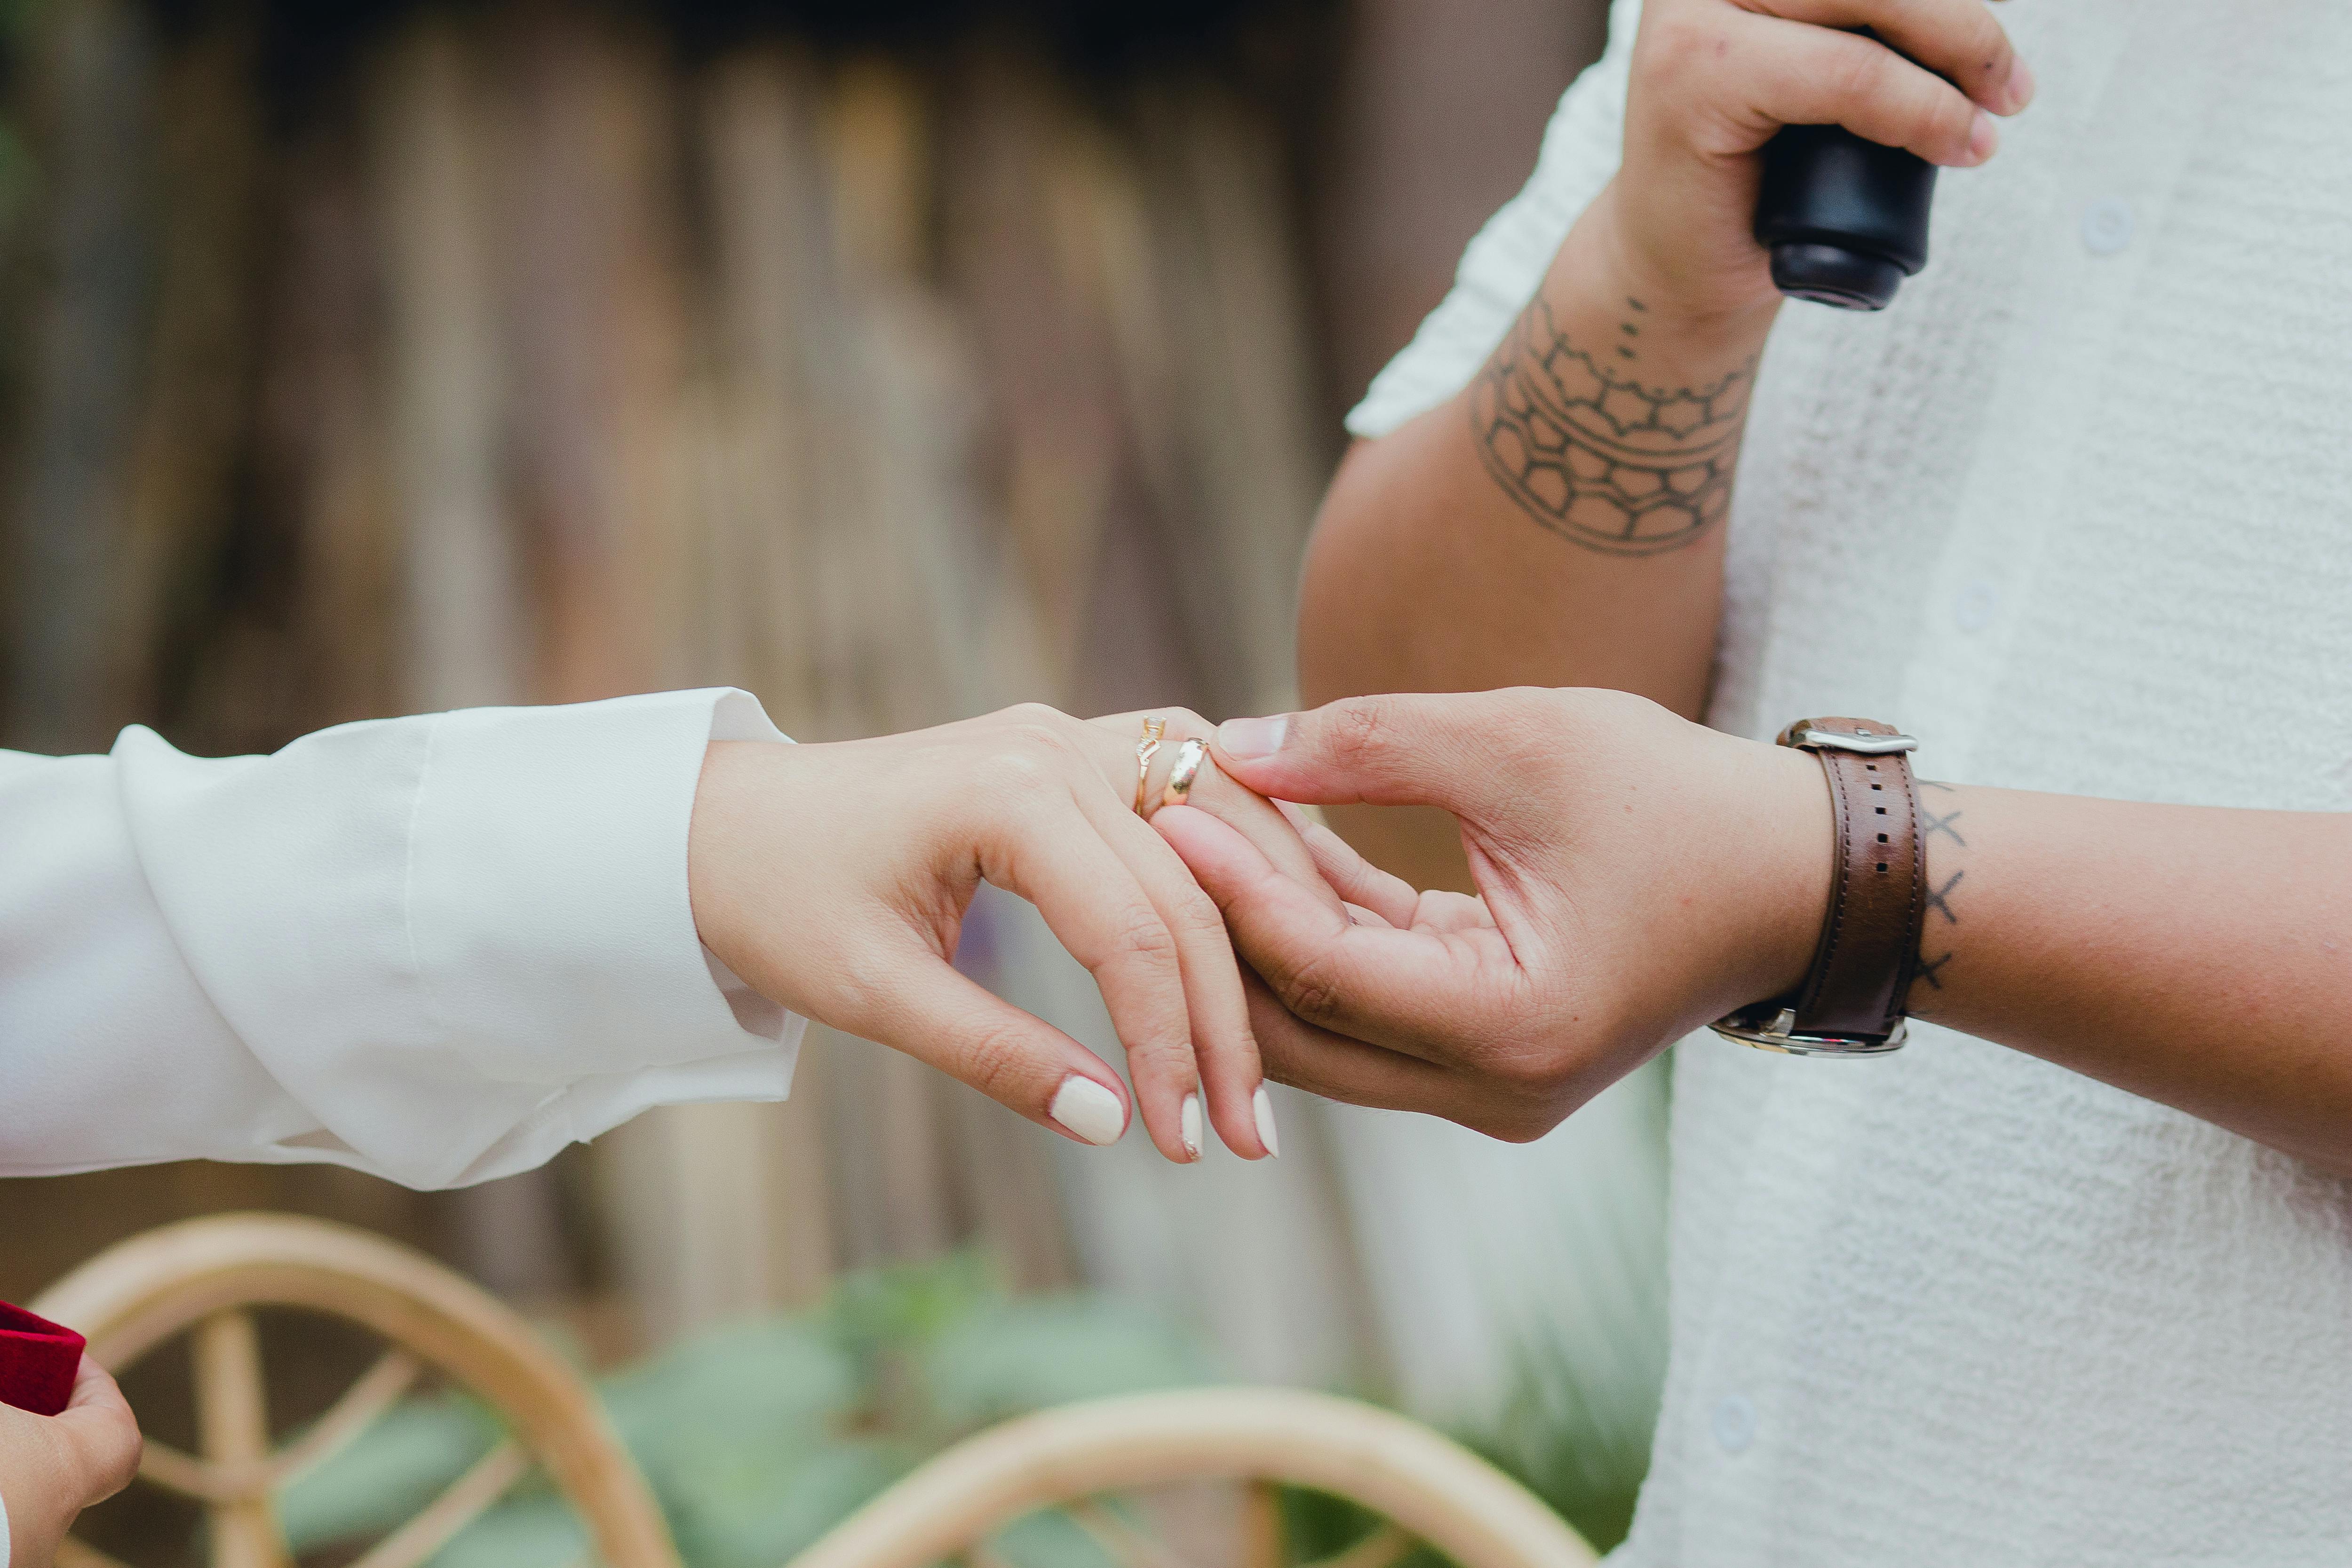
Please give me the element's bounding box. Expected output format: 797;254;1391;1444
1757;0;2028;116
1156;803;1513;1061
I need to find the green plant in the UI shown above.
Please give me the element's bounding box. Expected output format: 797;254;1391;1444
278;1252;1213;1568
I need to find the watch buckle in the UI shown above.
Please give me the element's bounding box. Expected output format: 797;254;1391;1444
1708;1006;1908;1057
1776;722;1919;756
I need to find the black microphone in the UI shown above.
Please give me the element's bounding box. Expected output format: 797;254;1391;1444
1753;120;1938;312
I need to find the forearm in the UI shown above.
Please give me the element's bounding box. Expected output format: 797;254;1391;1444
1303;192;1777;887
1891;786;2352;1172
1301;188;1776;720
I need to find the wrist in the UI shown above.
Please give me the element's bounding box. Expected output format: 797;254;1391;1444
687;740;774;995
1711;719;1934;1055
1571;179;1783;346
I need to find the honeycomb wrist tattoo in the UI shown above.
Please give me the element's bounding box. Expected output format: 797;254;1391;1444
1470;295;1755;556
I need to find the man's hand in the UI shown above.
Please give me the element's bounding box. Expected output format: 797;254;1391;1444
1;1356;142;1566
1153;690;1830;1140
1604;0;2032;321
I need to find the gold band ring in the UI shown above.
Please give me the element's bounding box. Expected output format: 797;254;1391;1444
1160;738;1208;812
1134;717;1167;815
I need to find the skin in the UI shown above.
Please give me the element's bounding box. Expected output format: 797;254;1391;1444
1146;693;2352;1178
687;704;1340;1165
1298;0;2028;889
1262;0;2352;1172
0;1357;141;1565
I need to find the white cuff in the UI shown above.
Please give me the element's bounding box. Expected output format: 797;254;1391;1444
117;688;804;1188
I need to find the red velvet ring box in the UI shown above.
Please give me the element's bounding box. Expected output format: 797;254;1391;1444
0;1300;86;1416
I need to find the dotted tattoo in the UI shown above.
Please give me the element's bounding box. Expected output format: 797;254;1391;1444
1469;297;1755;557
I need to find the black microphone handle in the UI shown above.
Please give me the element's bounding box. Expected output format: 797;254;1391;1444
1754;124;1939;311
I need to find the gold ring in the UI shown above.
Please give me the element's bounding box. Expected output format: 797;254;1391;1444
1160;738;1208;811
1134;717;1166;815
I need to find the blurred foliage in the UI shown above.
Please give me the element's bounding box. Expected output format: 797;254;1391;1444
277;1248;1647;1565
1450;1069;1673;1552
1457;1331;1658;1553
279;1252;1218;1568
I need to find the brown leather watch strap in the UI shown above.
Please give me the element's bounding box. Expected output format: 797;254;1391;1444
1708;716;1925;1055
1787;717;1925;1040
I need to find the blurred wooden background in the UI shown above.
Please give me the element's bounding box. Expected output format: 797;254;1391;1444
0;0;1658;1536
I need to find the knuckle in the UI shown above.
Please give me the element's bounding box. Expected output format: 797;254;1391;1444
983;745;1058;797
1108;904;1182;968
1167;885;1230;944
1326;699;1392;768
957;1019;1032;1102
996;705;1090;764
1634;11;1726;91
983;709;1097;794
1122;1032;1195;1075
999;700;1067;730
1936;87;1981;151
1273;946;1349;1027
1829;39;1895;109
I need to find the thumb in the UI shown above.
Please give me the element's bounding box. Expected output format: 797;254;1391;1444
1210;691;1541;817
58;1355;141;1502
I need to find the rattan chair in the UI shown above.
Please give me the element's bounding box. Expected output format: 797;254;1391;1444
787;1387;1599;1568
35;1214;1597;1568
31;1212;679;1568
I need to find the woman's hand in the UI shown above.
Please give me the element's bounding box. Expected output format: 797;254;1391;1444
1;1357;142;1566
1599;0;2032;321
688;705;1327;1164
1155;689;1830;1140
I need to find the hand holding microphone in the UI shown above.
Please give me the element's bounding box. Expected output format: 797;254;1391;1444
1597;0;2032;326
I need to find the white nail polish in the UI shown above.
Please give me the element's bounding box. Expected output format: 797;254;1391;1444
1252;1085;1281;1159
1049;1077;1126;1146
1180;1093;1203;1161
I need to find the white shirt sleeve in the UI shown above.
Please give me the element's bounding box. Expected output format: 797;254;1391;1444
1345;0;1645;440
0;687;805;1191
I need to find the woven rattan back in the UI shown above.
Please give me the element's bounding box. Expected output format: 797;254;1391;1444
31;1212;678;1568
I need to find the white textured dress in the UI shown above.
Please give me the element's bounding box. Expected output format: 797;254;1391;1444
1351;0;2352;1559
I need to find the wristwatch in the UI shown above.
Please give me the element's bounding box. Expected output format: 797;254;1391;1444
1709;717;1925;1056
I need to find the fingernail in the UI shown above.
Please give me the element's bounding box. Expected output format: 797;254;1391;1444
1252;1084;1281;1159
1049;1076;1125;1146
1180;1093;1203;1161
2005;53;2036;111
1967;109;1999;164
1217;716;1289;760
